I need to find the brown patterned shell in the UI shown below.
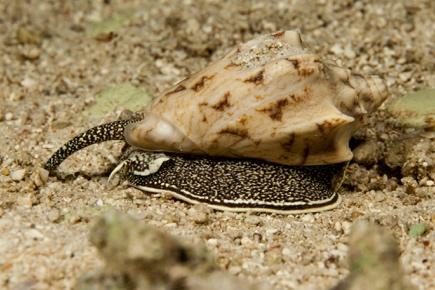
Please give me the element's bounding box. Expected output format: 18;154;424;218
124;30;387;166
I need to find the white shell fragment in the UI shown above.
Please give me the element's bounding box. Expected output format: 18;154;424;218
124;30;388;165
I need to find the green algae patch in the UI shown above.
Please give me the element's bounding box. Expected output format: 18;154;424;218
82;83;153;120
408;223;427;238
86;12;133;38
388;88;435;129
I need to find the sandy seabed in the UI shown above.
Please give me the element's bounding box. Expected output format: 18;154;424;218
0;1;433;289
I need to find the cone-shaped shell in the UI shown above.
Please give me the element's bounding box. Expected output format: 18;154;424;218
125;31;387;165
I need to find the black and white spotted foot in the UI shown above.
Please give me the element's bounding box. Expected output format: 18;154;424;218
110;150;345;214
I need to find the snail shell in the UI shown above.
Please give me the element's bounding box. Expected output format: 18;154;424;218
124;30;387;165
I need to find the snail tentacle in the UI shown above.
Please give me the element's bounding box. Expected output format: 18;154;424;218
44;118;140;172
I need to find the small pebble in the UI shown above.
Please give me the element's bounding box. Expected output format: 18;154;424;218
281;247;292;257
25;229;44;240
187;204;210;224
244;215;263;226
52;121;71;130
342;221;352;235
68;214;83;224
11;168;26;181
42;144;54;149
330;43;343;55
8;92;24;101
46;208;62;223
336;242;348;253
31;167;49;187
228;266;242;275
344;45;356;59
350;211;364;220
96;199;104;207
16;26;41;45
353;140;380;165
265;228;279;236
207;238;218;247
5;112;14;121
334;221;342;232
1;167;10;176
373;191;386;202
241;236;253;247
21;77;38;88
22;48;41;60
264;247;282;266
164;222;177;228
401;176;418;191
127;210;147;220
252;232;262;243
301;213;315;223
17;193;37;208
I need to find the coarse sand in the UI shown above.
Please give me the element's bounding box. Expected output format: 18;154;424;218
0;1;433;289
